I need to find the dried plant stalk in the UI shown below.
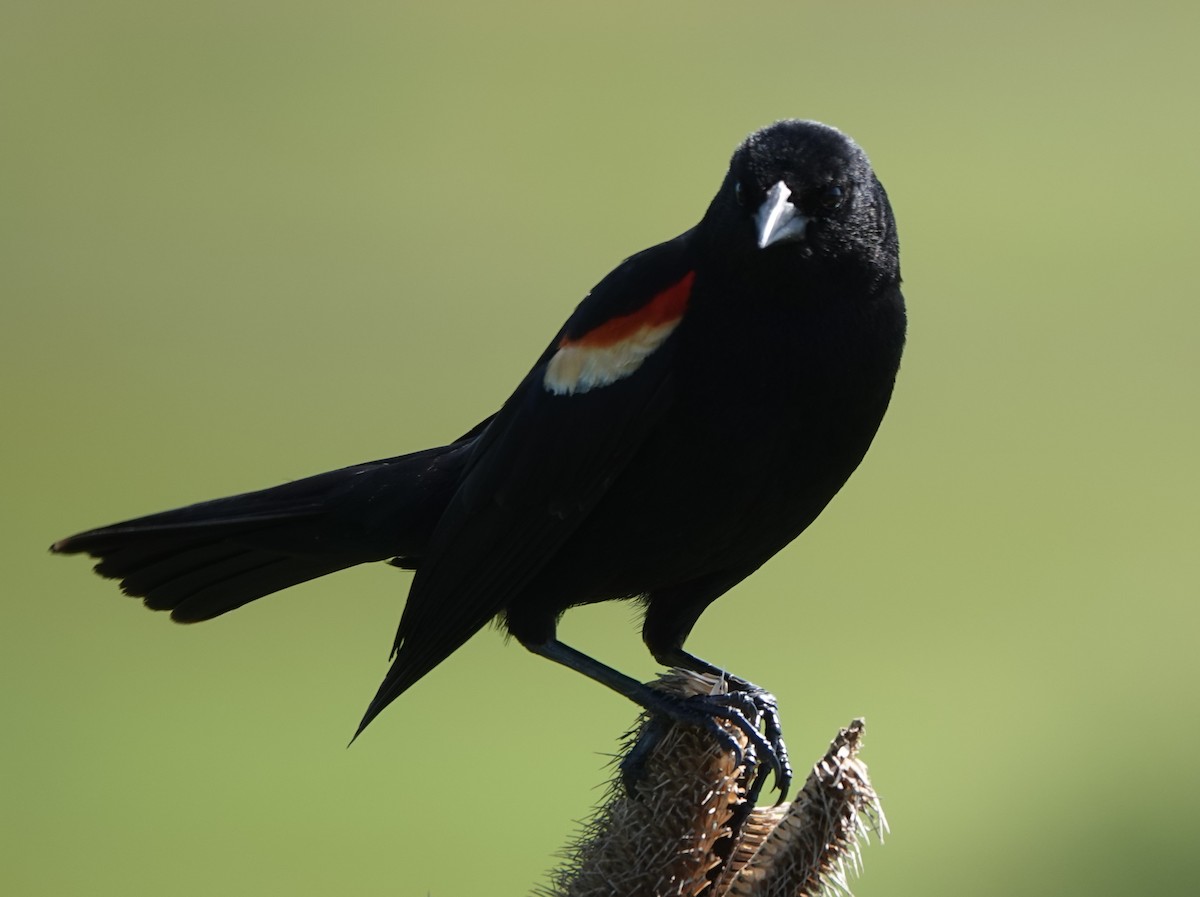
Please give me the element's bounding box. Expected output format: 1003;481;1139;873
541;671;885;897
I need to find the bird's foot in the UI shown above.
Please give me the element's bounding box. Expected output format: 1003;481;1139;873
621;681;792;804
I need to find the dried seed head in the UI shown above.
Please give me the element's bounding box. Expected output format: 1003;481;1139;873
541;672;886;897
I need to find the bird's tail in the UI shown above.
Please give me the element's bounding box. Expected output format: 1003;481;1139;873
51;444;469;622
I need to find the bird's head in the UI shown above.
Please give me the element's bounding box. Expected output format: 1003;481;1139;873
703;120;899;288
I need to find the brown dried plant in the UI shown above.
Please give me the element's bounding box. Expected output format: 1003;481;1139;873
541;671;886;897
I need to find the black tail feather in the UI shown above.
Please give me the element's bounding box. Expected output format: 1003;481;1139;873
52;444;470;622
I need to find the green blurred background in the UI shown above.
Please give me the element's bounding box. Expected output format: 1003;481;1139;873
5;1;1198;894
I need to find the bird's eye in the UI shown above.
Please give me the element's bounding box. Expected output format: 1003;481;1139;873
734;181;747;206
818;185;845;212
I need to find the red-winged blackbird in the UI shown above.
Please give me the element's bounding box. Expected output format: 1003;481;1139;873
53;120;905;797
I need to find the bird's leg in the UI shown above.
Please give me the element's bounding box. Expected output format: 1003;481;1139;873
525;638;784;799
640;580;793;801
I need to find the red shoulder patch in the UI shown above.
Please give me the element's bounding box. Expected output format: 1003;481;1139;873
544;272;696;396
561;271;695;349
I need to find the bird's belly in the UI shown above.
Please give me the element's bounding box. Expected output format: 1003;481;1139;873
534;391;880;602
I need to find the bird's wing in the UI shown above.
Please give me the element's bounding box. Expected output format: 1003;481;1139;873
355;233;698;733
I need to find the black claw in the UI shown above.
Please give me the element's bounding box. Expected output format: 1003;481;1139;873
695;685;792;800
619;682;792;804
700;694;773;765
723;678;792;800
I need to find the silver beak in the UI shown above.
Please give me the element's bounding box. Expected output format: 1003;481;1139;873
755;180;808;249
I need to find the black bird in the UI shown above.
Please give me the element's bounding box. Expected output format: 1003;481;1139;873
53;120;905;796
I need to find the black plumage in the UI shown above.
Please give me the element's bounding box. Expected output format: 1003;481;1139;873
54;120;906;795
